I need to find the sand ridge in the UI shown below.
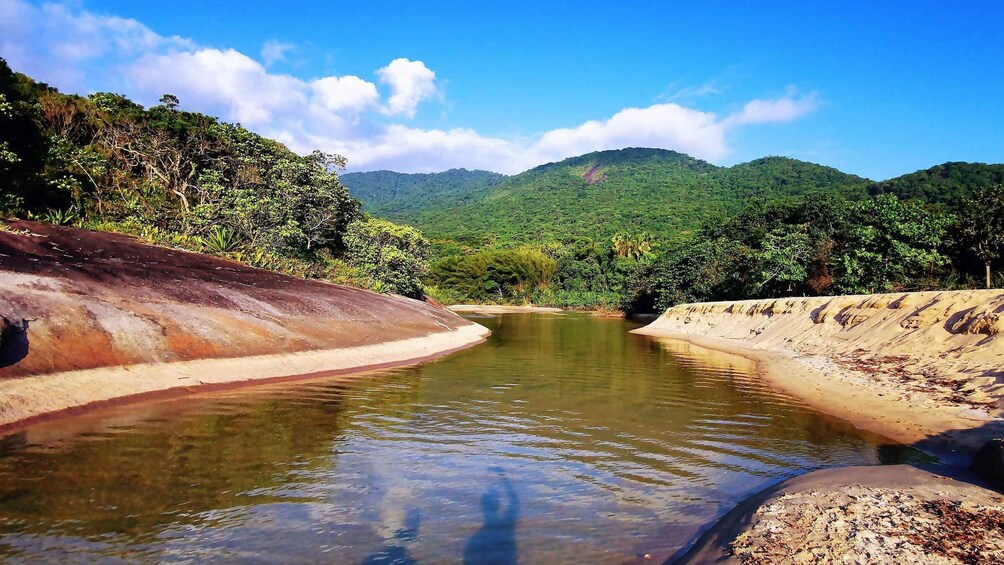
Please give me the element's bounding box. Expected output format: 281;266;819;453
633;291;1004;464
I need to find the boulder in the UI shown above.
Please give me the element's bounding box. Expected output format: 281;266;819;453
970;439;1004;486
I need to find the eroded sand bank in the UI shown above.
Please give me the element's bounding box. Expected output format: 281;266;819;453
633;291;1004;464
0;220;489;429
678;465;1004;564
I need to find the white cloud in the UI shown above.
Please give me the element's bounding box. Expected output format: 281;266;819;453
724;93;818;127
376;58;437;118
0;0;820;175
129;48;307;125
0;0;191;89
531;103;728;165
310;75;380;115
261;40;294;67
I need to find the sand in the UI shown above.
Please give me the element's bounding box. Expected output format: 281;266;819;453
0;220;490;429
632;291;1004;464
0;323;488;430
678;465;1004;564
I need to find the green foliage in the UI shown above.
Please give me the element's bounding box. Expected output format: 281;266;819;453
530;289;623;309
831;194;949;294
611;232;655;260
361;148;871;246
36;207;78;226
868;162;1004;210
0;58;428;300
342;168;505;219
429;248;556;303
344;217;430;298
951;184;1004;288
201;226;241;253
649;194;955;310
0;59;363;260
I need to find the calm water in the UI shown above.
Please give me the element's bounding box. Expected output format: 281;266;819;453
0;313;915;563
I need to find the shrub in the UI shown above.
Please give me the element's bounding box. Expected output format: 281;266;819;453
429;248;556;303
344;217;429;298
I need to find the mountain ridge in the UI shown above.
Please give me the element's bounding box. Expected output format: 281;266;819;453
344;147;875;244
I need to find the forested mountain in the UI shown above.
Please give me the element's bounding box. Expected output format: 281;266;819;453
342;168;505;219
392;148;873;245
867;162;1004;210
4;55;1001;312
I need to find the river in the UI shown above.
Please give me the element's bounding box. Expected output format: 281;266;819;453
0;312;919;563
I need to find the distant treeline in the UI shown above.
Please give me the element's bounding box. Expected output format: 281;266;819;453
422;188;1002;312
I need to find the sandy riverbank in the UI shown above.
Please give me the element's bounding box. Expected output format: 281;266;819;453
676;465;1004;564
0;220;489;429
633;291;1004;465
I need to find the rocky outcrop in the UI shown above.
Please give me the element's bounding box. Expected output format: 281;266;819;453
0;220;489;428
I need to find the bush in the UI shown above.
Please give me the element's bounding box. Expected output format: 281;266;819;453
429;248;556;303
344;217;429;298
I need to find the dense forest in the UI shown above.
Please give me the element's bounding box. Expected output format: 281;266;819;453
0;58;427;298
342;168;505;220
343;148;873;246
866;162;1004;211
345;148;1003;310
3;57;1002;313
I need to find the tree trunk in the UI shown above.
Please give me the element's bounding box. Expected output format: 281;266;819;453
988;261;993;289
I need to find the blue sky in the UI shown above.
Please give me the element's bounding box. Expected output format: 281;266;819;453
2;0;1002;178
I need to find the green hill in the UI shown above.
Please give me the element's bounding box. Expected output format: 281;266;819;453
392;148;873;245
867;162;1004;210
342;169;506;219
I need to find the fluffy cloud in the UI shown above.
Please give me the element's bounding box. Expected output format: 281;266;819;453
376;58;438;117
311;75;380;115
130;48;307;126
0;0;820;175
532;103;728;165
724;93;818;127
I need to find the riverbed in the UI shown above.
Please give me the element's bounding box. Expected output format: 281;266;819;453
0;312;920;563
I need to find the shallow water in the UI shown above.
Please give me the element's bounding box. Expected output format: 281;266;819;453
0;313;917;563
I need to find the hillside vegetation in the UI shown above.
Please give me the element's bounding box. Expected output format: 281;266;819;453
342;168;505;220
0;58;426;297
867;162;1004;210
347;148;872;245
348;149;1003;310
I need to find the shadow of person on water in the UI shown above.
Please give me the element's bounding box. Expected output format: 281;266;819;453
361;508;421;565
463;466;519;565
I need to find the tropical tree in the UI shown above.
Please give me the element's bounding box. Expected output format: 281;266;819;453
831;194;949;294
158;94;180;110
958;184;1004;288
344;217;430;298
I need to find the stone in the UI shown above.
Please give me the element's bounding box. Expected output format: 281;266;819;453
970;439;1004;485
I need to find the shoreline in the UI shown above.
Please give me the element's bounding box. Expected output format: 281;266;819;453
0;220;494;433
632;328;1000;466
0;323;489;433
632;291;1004;466
634;291;1004;563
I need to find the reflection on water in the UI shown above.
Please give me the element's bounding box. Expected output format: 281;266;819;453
0;313;918;563
464;467;518;565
